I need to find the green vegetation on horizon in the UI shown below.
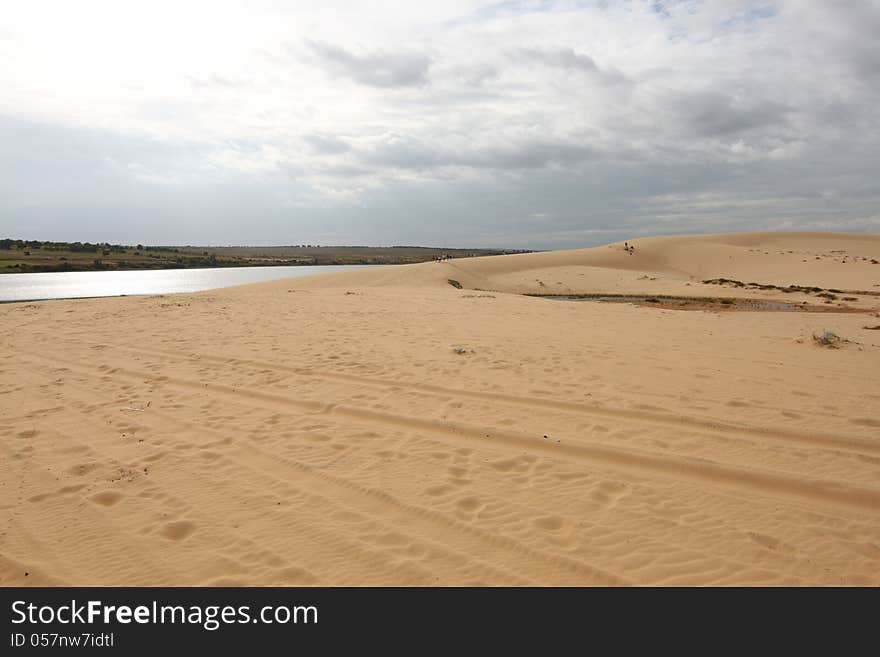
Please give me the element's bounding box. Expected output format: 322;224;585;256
0;239;531;274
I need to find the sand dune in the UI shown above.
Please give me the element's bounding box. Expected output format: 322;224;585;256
1;232;879;585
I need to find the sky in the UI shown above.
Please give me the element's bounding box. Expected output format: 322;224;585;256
1;0;878;249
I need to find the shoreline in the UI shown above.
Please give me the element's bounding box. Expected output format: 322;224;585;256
0;264;377;304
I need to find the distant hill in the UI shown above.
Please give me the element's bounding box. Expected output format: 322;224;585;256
0;239;532;273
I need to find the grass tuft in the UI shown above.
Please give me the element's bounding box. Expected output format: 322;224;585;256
812;330;844;348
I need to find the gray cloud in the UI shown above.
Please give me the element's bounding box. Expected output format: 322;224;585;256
357;134;594;171
451;62;500;87
2;1;880;249
2;111;878;249
517;46;599;73
302;134;351;155
665;90;791;138
514;46;629;84
304;40;431;88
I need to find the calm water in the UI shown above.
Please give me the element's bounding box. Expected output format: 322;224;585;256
0;265;372;302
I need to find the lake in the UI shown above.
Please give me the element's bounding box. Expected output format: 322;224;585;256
0;265;372;303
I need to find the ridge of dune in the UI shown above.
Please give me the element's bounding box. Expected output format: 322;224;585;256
1;231;879;586
233;231;880;307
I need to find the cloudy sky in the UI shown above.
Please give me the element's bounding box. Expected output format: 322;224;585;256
1;1;878;248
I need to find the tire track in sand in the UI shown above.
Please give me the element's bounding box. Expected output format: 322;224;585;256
25;347;880;515
94;342;880;459
22;363;628;586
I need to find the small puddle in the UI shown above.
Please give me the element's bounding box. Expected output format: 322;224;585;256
537;295;811;311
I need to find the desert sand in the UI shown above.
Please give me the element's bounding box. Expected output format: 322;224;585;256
1;231;879;586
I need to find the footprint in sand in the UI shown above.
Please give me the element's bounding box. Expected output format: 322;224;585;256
748;532;794;553
275;566;318;585
590;481;629;509
456;495;483;514
159;520;196;541
90;491;124;507
425;484;454;497
533;515;565;531
67;462;100;476
487;457;520;473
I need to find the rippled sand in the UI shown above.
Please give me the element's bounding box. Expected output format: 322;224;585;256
2;231;879;585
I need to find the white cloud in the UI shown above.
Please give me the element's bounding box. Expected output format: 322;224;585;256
1;0;879;247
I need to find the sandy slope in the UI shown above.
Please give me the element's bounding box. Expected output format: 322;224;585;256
1;231;879;586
